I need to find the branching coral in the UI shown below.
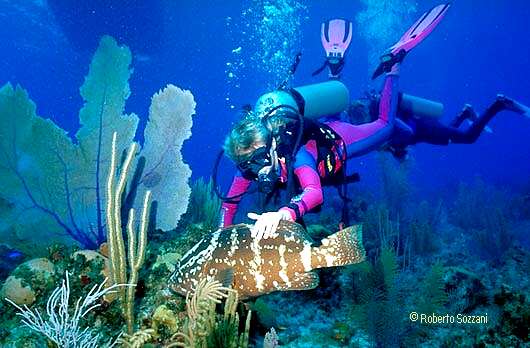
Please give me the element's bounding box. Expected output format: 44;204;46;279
106;132;151;334
119;329;155;348
263;327;279;348
5;271;126;348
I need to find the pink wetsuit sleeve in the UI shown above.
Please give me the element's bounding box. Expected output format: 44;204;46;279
327;74;399;157
220;175;251;227
279;165;323;220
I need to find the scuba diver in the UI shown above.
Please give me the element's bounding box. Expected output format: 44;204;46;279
215;4;452;239
348;91;530;161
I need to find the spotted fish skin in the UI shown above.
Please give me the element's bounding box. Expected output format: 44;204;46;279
169;221;365;300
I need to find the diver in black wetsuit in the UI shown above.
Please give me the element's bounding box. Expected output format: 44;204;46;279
348;92;530;160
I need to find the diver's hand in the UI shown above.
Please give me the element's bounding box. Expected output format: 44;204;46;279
248;211;292;240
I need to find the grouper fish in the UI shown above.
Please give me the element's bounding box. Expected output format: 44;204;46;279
169;221;365;300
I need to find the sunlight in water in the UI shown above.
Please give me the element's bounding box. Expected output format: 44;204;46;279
225;0;306;108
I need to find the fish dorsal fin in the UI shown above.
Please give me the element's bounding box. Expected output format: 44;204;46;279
313;224;366;269
218;268;235;288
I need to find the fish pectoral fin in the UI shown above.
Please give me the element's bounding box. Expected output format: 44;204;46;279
217;268;235;288
284;271;320;291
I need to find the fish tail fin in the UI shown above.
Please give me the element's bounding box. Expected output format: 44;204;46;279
313;225;365;269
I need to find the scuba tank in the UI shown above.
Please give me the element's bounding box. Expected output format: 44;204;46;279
255;81;443;120
255;80;350;119
253;81;356;225
400;93;444;119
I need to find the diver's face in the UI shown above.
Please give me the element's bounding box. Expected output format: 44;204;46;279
237;139;278;180
238;140;266;158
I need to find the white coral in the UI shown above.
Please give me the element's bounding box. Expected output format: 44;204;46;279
5;271;126;348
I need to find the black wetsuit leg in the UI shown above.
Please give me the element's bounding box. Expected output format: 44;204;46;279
449;99;506;143
412;99;506;145
449;105;477;128
412;118;459;145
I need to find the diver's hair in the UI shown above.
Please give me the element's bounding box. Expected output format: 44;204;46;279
224;115;270;163
348;92;380;125
347;99;372;125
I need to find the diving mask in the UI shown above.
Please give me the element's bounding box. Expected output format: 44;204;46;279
237;143;281;194
237;146;273;180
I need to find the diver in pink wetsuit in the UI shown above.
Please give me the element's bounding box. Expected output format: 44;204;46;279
218;4;451;238
221;65;398;225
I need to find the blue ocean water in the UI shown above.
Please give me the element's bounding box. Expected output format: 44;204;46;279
2;1;529;190
1;1;530;346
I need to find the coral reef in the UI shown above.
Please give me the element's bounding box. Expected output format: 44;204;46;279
492;285;530;343
1;258;55;305
117;278;252;348
263;327;279;348
1;24;530;348
6;271;126;347
444;267;488;313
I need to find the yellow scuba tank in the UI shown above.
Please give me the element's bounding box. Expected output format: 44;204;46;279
255;80;350;119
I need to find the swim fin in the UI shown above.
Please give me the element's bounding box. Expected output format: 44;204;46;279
313;19;353;78
321;19;353;59
518;102;530;118
497;94;530;118
372;3;451;79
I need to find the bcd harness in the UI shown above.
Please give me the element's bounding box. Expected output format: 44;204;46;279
275;89;359;225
